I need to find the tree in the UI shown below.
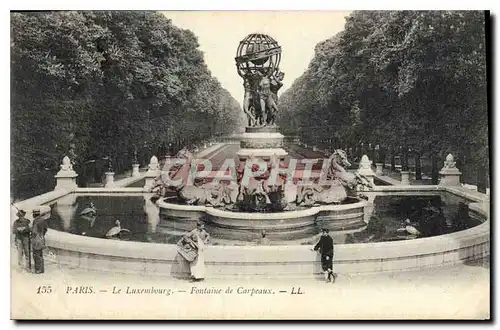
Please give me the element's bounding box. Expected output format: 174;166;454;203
11;11;242;198
278;11;488;186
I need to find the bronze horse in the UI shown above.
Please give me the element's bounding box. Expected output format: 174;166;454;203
295;149;372;206
151;148;238;206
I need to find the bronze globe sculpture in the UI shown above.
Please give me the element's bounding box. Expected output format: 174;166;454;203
235;33;285;128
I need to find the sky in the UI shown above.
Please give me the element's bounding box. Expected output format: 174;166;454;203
162;11;352;106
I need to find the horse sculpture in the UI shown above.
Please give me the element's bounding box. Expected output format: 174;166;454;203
151;147;240;207
295;149;372;206
327;149;373;194
151;147;372;209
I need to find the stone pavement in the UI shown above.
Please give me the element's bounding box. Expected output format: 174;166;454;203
10;249;490;319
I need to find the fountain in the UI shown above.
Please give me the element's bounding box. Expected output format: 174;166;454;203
11;36;489;280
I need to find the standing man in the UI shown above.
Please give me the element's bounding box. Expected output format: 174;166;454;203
31;209;48;274
12;210;31;271
313;228;337;283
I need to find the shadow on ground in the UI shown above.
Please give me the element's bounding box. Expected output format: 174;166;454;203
463;257;490;269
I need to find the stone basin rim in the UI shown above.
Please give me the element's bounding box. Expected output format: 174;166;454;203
157;197;369;220
14;185;490;270
44;218;489;261
44;195;488;254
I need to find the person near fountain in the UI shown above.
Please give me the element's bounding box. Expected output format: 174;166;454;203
312;228;337;283
31;209;48;274
12;209;31;271
177;221;210;282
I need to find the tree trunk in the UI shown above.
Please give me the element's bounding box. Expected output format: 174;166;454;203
477;162;488;194
401;147;409;172
456;155;464;183
414;152;422;180
368;144;374;162
379;147;386;168
391;149;396;172
431;154;439;185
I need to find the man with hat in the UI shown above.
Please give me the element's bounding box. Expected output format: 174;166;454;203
31;208;48;274
12;209;31;270
312;228;338;283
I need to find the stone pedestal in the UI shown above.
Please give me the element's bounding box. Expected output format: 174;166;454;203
439;154;462;186
144;156;161;189
55;194;77;231
144;177;156;190
132;164;140;177
375;163;384;175
144;195;160;233
237;126;288;161
104;172;115;187
54;156;78;190
400;171;411;185
440;169;462;186
357;155;376;188
363;199;375;224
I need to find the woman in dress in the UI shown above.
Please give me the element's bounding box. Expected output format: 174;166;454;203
177;221;210;281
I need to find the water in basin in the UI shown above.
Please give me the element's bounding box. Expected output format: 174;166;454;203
45;193;483;246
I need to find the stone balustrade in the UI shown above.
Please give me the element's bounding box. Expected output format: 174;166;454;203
49;151;473;194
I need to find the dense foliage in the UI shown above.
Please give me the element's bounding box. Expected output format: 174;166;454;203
11;11;243;196
278;11;489;186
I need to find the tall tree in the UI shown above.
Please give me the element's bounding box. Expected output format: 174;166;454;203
11;11;242;198
278;11;488;185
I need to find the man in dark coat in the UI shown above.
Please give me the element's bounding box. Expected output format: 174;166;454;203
313;228;337;283
31;209;48;274
12;209;31;270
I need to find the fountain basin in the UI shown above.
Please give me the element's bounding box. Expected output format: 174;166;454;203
13;184;490;279
44;204;488;278
157;196;371;241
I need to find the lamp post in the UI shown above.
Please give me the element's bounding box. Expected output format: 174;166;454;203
414;148;422;181
374;144;383;175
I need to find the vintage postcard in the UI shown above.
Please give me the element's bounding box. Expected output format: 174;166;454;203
10;10;490;320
